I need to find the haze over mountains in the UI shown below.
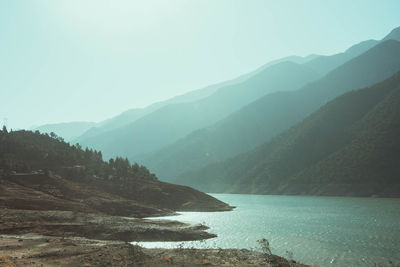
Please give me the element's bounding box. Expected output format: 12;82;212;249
32;122;96;142
35;54;316;143
75;37;379;154
36;36;382;149
33;26;400;197
141;34;400;181
173;72;400;197
76;61;320;159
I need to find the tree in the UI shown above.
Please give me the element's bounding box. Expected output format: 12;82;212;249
2;125;7;134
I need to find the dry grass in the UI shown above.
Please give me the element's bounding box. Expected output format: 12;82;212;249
0;255;16;267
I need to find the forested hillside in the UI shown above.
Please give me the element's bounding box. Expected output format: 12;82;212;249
0;129;231;215
173;72;400;197
143;40;400;181
77;61;320;159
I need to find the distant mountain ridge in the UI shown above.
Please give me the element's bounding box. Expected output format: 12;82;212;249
383;26;400;41
77;37;378;146
36;34;382;148
304;39;379;76
174;72;400;197
33;54;319;145
32;26;400;197
144;39;400;181
32;121;96;141
75;33;385;160
76;61;320;159
75;54;320;141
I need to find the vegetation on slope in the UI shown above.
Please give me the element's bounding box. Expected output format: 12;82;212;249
0;129;232;215
144;40;400;181
77;62;320;159
174;72;400;197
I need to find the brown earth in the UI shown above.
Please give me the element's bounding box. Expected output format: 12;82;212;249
0;174;310;266
0;173;232;218
0;235;312;267
0;209;215;242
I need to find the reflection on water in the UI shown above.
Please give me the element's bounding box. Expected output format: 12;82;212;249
136;194;400;266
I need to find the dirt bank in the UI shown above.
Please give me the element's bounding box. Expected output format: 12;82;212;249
0;209;215;242
0;209;313;266
0;235;311;267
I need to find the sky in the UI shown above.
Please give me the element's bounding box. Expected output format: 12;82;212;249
1;0;400;129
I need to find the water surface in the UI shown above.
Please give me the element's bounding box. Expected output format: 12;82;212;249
137;194;400;266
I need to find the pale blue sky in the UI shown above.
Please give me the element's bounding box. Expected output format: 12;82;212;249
1;0;400;129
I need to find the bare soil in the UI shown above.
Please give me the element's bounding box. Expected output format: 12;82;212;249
0;235;312;267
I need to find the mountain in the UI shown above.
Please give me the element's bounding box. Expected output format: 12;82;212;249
383;26;400;41
252;54;320;70
76;39;374;145
76;54;320;142
302;26;400;77
173;72;400;197
0;129;232;217
76;79;240;141
77;62;320;159
304;39;379;75
145;40;400;181
34;36;376;144
36;74;248;142
32;121;96;141
74;33;379;158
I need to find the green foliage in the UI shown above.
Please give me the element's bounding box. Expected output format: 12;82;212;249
257;238;272;256
145;40;400;182
176;70;400;196
78;61;320;162
0;129;157;184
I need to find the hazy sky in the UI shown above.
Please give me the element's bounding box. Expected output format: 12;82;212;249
1;0;400;129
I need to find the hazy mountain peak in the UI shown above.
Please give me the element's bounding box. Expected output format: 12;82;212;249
145;36;400;182
383;26;400;41
344;39;379;54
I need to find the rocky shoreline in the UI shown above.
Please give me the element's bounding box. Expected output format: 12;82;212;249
0;209;215;242
0;209;312;266
0;134;306;267
0;235;310;267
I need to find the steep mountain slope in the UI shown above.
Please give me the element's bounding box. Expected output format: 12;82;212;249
174;72;400;197
76;79;241;141
32;121;96;141
77;38;375;144
383;26;400;41
78;62;320;159
304;39;378;75
304;26;400;76
76;54;320;141
146;40;400;181
0;130;232;216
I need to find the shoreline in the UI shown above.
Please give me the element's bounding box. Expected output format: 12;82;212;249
0;209;216;242
0;235;310;267
0;208;311;266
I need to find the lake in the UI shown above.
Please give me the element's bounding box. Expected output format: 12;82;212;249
137;194;400;266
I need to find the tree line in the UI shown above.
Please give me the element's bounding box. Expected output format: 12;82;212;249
0;127;157;182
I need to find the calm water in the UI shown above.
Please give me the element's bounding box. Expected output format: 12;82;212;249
137;194;400;266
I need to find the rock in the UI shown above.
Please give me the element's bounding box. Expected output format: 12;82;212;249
201;259;213;265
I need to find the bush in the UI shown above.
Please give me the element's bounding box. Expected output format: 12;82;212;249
256;238;272;255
